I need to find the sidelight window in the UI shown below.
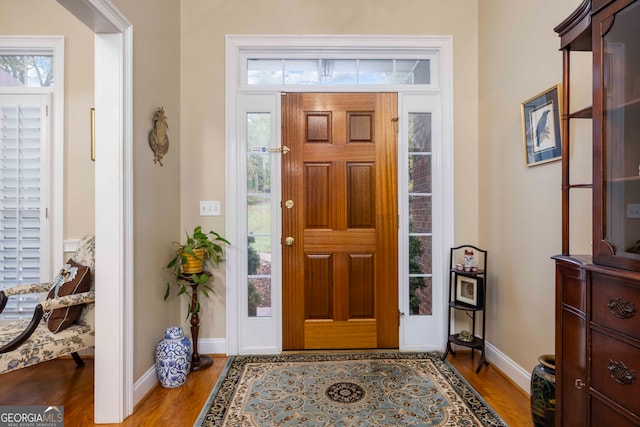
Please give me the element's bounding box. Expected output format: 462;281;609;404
407;113;433;316
247;113;273;318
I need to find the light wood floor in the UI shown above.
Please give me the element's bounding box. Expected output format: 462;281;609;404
0;351;532;426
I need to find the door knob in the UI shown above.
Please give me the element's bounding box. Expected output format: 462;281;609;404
285;200;294;209
284;237;294;246
575;379;585;389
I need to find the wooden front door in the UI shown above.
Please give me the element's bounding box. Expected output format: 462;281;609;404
282;92;398;350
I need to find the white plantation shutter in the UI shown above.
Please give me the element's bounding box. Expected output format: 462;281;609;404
0;94;49;320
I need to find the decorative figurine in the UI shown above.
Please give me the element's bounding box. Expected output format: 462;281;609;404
464;249;474;271
459;330;474;342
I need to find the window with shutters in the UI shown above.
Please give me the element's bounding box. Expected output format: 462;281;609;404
0;36;63;321
0;94;50;320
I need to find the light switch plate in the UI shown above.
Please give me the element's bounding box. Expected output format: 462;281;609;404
200;201;221;216
627;203;640;219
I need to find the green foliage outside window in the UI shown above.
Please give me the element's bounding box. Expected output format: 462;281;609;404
409;235;426;314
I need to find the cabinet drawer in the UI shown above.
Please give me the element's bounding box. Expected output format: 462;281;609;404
592;273;640;340
591;330;640;415
591;397;640;427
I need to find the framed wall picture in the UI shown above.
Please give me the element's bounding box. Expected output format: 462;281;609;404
455;275;484;308
521;85;562;166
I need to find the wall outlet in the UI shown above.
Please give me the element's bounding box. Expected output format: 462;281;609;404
627;203;640;219
200;201;221;216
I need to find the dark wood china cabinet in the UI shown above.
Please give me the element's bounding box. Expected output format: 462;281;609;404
555;0;640;425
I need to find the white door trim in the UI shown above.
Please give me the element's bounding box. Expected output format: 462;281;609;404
56;0;133;423
226;35;454;355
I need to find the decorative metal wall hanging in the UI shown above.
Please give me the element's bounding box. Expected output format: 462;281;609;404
149;107;169;166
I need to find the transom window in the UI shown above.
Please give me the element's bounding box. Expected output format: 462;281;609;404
0;54;54;88
246;57;434;86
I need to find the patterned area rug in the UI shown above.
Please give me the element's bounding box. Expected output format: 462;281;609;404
195;352;507;427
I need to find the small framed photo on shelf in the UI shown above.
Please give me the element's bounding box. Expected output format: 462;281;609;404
521;84;562;167
455;275;484;308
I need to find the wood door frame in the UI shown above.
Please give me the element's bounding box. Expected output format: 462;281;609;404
226;35;454;355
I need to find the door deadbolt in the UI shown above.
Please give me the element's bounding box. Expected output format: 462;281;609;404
285;200;294;209
284;236;295;246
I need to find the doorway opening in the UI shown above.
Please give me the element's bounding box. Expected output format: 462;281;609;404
226;35;454;355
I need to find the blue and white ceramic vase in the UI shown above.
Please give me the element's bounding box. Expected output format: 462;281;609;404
155;326;192;388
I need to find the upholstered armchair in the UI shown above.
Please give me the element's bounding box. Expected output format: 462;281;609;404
0;234;95;374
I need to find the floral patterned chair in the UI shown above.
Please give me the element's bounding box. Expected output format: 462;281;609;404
0;235;95;374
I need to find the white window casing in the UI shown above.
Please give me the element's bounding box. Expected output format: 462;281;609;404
226;35;453;354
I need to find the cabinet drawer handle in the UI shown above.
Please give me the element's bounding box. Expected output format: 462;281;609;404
574;379;585;389
608;359;636;385
607;297;635;319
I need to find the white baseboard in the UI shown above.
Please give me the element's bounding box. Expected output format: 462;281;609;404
197;337;227;355
485;340;531;394
133;338;227;407
63;239;80;253
133;365;158;407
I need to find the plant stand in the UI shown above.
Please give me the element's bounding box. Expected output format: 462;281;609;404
183;273;213;372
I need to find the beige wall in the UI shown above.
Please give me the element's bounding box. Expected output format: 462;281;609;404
181;0;481;338
478;0;591;372
111;0;182;380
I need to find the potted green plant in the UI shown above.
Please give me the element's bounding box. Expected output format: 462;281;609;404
165;226;230;315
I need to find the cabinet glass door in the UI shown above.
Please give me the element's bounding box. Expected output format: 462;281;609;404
598;0;640;267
